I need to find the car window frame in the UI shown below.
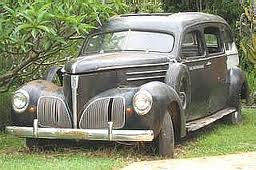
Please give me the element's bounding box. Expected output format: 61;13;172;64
180;26;206;60
202;23;225;57
81;29;176;55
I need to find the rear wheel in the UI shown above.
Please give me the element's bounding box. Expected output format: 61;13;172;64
154;112;174;158
225;92;242;124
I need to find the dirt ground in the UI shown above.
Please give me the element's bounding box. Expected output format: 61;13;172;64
122;152;256;170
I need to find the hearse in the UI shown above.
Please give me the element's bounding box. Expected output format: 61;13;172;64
7;12;250;157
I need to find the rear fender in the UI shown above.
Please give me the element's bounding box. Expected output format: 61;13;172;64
227;66;250;104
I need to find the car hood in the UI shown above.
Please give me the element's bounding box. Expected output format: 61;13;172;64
64;52;172;74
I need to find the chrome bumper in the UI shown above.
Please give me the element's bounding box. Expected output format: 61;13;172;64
6;119;154;141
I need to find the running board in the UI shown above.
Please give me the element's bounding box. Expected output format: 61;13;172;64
186;108;237;132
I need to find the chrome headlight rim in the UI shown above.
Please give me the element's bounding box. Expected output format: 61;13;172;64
12;89;30;113
133;90;153;116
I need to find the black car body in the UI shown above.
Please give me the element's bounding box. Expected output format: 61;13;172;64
7;12;250;157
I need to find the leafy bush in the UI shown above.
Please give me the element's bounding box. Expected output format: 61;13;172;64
0;92;11;129
239;0;256;67
0;0;128;92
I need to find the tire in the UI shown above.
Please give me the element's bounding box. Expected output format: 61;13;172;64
154;112;175;158
225;92;242;124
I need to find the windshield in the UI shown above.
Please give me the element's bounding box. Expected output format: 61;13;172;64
84;30;174;54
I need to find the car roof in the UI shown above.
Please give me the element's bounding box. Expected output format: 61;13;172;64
101;12;229;34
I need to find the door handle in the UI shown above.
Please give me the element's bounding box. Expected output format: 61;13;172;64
205;61;212;66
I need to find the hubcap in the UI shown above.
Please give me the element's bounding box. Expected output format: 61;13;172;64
179;92;187;110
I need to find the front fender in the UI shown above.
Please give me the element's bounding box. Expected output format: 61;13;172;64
88;81;186;138
11;80;63;126
138;81;186;138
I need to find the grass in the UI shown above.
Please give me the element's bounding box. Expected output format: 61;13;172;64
176;108;256;158
0;109;255;169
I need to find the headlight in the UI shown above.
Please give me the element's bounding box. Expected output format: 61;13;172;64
12;89;29;113
133;90;153;115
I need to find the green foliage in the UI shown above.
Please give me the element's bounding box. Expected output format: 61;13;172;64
0;92;11;129
239;0;256;67
164;0;242;31
124;0;163;13
0;0;128;91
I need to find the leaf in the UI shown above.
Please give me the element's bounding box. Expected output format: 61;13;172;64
14;24;33;34
36;25;50;32
31;29;37;39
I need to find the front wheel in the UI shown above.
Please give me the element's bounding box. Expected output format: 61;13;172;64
153;112;175;158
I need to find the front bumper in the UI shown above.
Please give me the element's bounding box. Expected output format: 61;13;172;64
6;119;154;141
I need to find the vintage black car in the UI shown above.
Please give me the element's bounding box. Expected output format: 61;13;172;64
7;12;250;157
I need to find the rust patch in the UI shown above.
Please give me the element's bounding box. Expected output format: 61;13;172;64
55;131;88;139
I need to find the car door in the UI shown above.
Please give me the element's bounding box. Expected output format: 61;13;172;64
203;25;228;114
181;28;211;121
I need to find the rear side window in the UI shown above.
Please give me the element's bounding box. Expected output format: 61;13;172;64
181;31;204;58
204;27;223;54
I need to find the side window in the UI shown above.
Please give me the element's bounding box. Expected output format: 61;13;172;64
204;27;223;54
181;31;204;58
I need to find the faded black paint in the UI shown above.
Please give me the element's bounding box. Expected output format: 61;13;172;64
11;12;249;140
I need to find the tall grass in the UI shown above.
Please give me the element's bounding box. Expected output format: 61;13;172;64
246;69;256;103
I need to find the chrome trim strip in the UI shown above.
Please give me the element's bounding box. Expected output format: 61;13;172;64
97;62;169;71
37;96;72;128
71;62;78;74
182;54;225;64
6;126;154;141
71;75;79;128
126;69;167;75
127;75;166;81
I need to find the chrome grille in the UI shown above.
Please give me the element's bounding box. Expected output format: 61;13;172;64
37;96;72;128
79;97;125;129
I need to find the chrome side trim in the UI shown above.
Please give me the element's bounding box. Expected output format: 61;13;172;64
6;124;154;142
127;75;166;81
182;54;225;64
71;75;79;128
126;69;167;75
